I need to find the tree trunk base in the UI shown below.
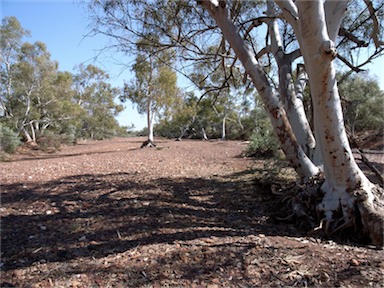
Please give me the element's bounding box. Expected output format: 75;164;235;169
141;140;156;148
274;179;384;247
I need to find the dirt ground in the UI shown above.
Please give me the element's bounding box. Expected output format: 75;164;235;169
1;137;383;287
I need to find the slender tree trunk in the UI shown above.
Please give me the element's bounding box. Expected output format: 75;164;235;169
201;127;208;141
221;115;226;140
147;99;154;143
147;112;154;143
30;122;36;142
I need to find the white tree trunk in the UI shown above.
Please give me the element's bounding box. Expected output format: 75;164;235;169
221;115;226;140
22;126;33;143
147;103;154;143
201;0;320;180
267;2;316;157
201;127;208;141
30;122;36;142
289;0;383;246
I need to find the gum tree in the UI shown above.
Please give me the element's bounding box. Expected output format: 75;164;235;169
87;0;384;245
201;0;383;246
122;50;179;146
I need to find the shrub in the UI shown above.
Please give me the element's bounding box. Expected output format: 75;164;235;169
246;120;280;158
60;124;78;145
0;124;21;154
36;131;62;152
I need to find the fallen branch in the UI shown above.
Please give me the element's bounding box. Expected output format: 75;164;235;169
357;150;384;186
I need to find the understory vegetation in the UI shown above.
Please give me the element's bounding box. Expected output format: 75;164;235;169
1;16;383;159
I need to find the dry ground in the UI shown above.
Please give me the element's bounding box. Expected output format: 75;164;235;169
1;137;383;287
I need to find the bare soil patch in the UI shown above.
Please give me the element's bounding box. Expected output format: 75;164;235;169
1;137;383;287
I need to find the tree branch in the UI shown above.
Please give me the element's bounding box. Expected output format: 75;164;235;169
338;27;369;47
363;0;384;48
336;54;365;73
324;0;349;42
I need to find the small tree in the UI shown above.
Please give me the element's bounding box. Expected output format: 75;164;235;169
122;49;179;147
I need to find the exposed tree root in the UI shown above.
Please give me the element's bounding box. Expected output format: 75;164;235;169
273;178;324;232
141;139;157;148
273;179;384;247
356;186;384;247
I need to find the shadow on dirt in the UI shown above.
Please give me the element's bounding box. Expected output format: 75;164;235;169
1;170;302;272
9;147;143;163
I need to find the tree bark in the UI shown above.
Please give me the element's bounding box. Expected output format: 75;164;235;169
201;0;320;180
267;1;316;157
291;0;383;246
201;127;208;141
21;126;33;143
221;115;226;140
147;99;154;143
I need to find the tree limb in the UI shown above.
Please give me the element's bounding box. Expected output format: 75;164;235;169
363;0;384;48
336;54;365;73
338;27;369;47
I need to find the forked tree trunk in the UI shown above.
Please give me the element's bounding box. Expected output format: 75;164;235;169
267;2;316;157
202;0;383;245
142;99;156;148
21;126;33;143
290;0;383;246
201;0;320;180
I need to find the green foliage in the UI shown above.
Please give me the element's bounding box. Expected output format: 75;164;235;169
154;120;182;139
247;129;280;158
122;46;180;141
36;131;62;152
246;108;280;158
60;124;78;145
0;17;127;148
338;73;384;135
0;123;21;154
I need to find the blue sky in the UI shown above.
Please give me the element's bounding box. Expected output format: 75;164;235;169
1;0;147;129
1;1;383;131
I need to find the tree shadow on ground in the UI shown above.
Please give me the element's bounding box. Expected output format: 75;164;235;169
2;171;383;287
1;170;303;272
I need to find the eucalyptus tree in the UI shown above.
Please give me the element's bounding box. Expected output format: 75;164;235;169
122;48;179;146
338;73;384;137
0;17;30;119
87;0;384;245
73;64;123;140
190;49;248;140
8;41;62;142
